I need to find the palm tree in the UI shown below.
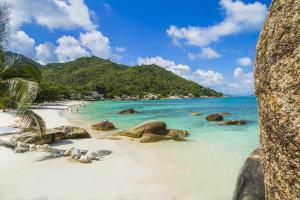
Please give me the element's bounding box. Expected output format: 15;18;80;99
0;3;46;134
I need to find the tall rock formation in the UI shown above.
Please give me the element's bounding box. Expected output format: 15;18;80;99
254;0;300;199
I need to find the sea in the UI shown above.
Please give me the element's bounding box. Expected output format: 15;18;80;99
69;96;260;199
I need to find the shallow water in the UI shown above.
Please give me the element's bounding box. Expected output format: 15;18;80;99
76;96;259;199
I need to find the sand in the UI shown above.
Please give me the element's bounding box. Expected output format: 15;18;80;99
0;101;203;200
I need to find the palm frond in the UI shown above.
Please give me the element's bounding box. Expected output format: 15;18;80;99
18;109;46;135
0;2;11;49
2;63;42;83
6;78;39;108
3;53;23;67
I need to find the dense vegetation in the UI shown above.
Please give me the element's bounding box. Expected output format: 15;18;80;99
40;56;222;100
6;53;222;101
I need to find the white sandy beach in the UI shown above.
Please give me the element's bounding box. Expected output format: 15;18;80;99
0;101;226;200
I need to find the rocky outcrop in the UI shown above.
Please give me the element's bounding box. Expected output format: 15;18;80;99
119;109;138;114
232;149;265;200
143;93;160;100
12;126;91;145
254;0;300;199
91;121;116;131
205;113;223;121
114;120;189;143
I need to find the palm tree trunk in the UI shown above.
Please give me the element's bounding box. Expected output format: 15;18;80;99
254;0;300;199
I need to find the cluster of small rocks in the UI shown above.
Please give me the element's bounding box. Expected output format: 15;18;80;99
1;139;100;164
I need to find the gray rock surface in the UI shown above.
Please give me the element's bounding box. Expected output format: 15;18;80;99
232;149;265;200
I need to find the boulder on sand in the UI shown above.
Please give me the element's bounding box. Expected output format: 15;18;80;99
58;126;90;139
91;120;116;131
206;113;223;121
114;120;189;143
119;109;138;114
12;126;91;145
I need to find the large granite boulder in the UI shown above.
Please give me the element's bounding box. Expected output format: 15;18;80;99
254;0;300;199
232;149;265;200
119;109;138;114
114;120;189;143
206;113;223;121
91;121;116;131
12;126;91;145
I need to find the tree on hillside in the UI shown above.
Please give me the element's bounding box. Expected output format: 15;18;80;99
0;3;46;134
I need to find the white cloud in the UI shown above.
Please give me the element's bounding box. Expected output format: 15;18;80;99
55;35;90;62
188;47;221;60
237;57;252;67
9;30;35;58
167;0;267;47
35;42;57;64
231;67;254;94
234;67;243;78
193;70;224;87
137;56;191;78
9;0;95;31
5;0;123;64
80;31;111;59
9;30;117;64
116;46;126;53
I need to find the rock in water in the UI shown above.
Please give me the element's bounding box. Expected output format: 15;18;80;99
232;149;265;200
91;121;116;131
223;120;247;125
219;112;230;116
205;113;223;121
254;0;300;199
190;112;201;116
118;109;137;114
115;121;168;138
114;120;188;142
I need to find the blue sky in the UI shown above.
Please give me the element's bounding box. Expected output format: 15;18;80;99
6;0;271;95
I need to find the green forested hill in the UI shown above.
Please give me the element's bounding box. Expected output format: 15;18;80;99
4;53;222;101
40;56;222;99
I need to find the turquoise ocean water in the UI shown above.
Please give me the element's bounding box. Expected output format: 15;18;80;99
76;96;259;199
